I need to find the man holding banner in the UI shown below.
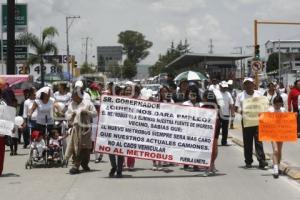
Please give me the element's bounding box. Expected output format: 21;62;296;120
235;78;268;169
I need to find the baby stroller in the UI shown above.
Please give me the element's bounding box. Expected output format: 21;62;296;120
46;122;68;168
25;130;47;169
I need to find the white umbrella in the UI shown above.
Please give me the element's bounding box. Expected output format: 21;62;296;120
174;71;207;82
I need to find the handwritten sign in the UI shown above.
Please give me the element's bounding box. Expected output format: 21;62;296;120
0;105;16;136
242;97;269;128
259;112;297;142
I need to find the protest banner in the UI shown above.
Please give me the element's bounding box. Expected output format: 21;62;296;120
242;96;269;128
0;105;16;136
95;95;218;167
259;112;297;142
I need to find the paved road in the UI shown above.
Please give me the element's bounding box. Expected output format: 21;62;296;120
1;139;300;200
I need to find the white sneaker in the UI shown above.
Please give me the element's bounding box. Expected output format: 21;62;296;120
152;167;157;171
203;170;210;177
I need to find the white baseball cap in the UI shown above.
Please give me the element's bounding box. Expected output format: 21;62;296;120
243;77;254;84
75;80;83;88
219;81;228;88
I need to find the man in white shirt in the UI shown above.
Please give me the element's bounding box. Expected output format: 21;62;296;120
235;77;267;169
219;81;234;146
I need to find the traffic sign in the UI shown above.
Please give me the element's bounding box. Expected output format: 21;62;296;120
2;4;28;32
251;61;263;72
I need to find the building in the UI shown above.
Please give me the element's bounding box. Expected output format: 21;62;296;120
165;53;250;81
265;40;300;86
96;46;123;72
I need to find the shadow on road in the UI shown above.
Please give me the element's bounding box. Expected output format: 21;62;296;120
104;173;227;179
0;173;20;178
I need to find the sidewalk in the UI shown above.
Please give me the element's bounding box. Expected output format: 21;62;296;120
229;114;300;179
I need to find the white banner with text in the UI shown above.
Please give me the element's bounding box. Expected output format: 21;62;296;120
95;96;218;167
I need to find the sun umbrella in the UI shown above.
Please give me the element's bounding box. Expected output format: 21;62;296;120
174;71;207;82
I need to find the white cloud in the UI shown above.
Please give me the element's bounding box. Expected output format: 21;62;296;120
186;15;230;47
156;24;181;41
242;27;251;36
186;14;232;52
150;0;206;13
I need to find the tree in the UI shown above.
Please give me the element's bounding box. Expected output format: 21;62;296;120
107;63;121;78
80;62;96;74
118;30;153;79
149;40;191;76
266;52;289;73
122;59;137;79
19;26;59;86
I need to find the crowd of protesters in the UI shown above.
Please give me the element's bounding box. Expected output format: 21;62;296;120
0;73;297;179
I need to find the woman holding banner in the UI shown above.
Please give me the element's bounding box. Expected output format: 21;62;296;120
182;85;202;170
123;85;137;170
152;85;174;170
108;86;125;178
201;90;220;176
268;96;286;178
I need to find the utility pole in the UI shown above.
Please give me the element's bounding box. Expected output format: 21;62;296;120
208;39;214;54
7;0;15;75
66;15;80;81
234;47;244;78
82;37;91;64
278;39;281;82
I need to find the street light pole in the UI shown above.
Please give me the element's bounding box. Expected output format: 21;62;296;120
278;39;281;82
66;15;80;81
7;0;15;75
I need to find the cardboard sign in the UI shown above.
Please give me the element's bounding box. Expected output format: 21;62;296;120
0;105;16;136
259;112;297;142
242;96;269;128
95;95;218;167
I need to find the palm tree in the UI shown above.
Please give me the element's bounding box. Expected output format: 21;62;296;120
19;26;59;86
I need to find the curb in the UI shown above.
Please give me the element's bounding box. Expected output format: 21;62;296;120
231;137;300;179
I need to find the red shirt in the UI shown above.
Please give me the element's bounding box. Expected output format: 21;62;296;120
288;87;300;112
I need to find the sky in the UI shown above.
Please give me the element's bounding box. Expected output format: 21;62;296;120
9;0;300;65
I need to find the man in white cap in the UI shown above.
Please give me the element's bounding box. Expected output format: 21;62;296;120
74;80;91;101
235;77;267;169
219;81;234;146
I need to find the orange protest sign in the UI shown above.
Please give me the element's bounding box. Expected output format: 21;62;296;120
259;112;297;142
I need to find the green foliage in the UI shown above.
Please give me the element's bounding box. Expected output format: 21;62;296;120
118;30;152;79
118;30;153;63
149;40;191;76
80;62;96;74
18;26;59;86
107;64;121;78
19;26;59;66
266;52;289;73
122;59;137;79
